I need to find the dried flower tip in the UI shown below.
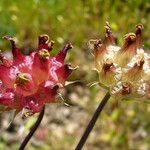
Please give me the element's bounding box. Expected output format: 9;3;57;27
62;43;73;52
38;49;50;59
117;33;137;65
124;33;136;44
39;34;49;44
15;73;30;86
48;40;55;49
38;34;55;51
104;22;116;45
105;22;112;34
56;43;73;62
93;39;102;49
93;40;106;59
135;24;144;35
135;24;144;48
88;39;102;50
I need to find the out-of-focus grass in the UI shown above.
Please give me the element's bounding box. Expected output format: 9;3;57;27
0;0;150;49
0;0;150;149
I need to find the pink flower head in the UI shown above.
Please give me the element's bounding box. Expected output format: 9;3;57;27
0;35;73;115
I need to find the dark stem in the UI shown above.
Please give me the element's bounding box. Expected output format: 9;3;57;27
18;106;45;150
75;92;110;150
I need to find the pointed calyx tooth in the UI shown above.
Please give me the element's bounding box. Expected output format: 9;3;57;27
93;39;102;49
38;34;54;51
62;43;73;53
39;34;49;45
121;33;137;52
93;39;106;58
88;39;102;50
135;24;144;48
3;35;24;61
48;40;55;51
55;64;73;83
104;21;116;45
60;64;73;73
56;43;73;62
38;49;50;60
3;35;16;50
124;33;136;43
15;73;30;86
135;24;143;36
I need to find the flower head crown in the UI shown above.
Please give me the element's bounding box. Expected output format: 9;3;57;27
0;35;73;116
90;22;150;101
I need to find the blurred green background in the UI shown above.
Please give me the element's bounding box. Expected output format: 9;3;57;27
0;0;150;150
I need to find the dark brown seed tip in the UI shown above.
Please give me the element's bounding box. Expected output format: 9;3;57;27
62;43;73;52
94;39;102;49
104;22;116;45
39;34;49;44
124;33;136;42
105;21;112;34
136;24;144;35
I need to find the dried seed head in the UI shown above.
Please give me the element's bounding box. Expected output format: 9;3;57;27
15;73;30;86
91;23;150;101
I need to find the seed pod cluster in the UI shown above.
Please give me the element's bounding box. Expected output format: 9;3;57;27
90;22;150;101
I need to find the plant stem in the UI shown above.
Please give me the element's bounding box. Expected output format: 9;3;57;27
18;106;45;150
75;92;110;150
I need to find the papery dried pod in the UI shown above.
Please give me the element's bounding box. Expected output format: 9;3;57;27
91;23;150;101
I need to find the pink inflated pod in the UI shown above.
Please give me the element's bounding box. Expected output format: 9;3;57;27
0;35;73;116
